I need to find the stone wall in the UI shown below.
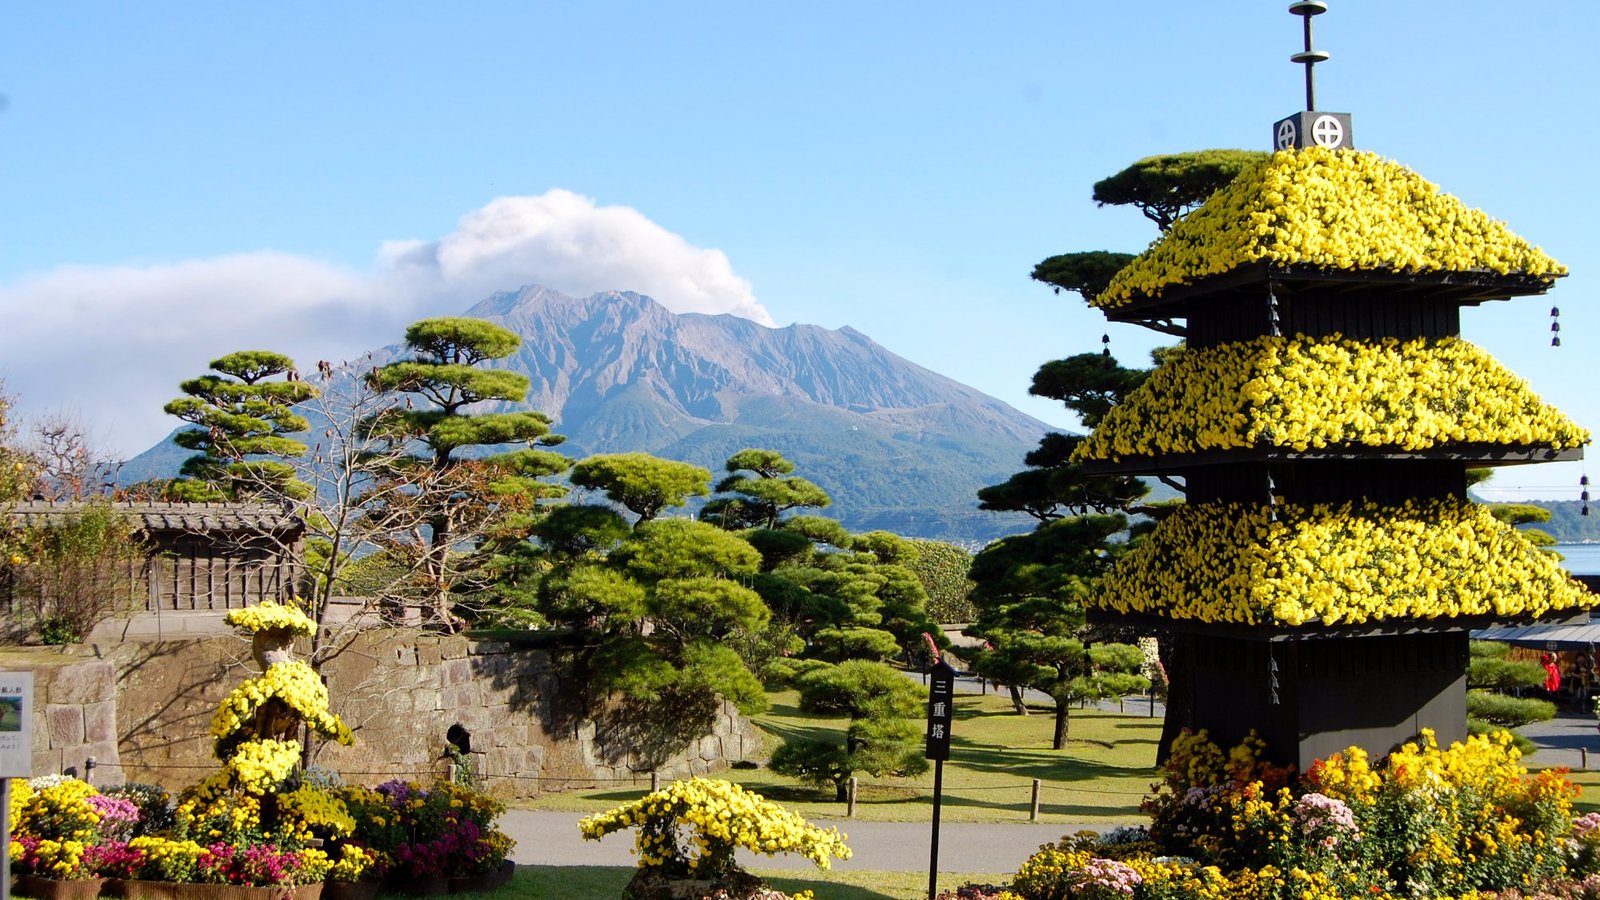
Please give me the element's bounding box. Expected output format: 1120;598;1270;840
0;629;760;799
1;650;125;786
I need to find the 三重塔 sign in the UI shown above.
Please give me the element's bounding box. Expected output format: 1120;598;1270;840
0;671;33;778
925;659;955;761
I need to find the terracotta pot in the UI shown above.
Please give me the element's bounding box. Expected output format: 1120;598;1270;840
11;874;105;900
319;882;380;900
105;880;319;900
446;860;515;894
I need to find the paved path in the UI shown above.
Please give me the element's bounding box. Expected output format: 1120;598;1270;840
502;810;1079;873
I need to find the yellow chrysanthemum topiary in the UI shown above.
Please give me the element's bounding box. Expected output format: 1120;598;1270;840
1076;335;1588;461
1092;498;1594;627
224;598;316;636
1095;147;1565;308
579;777;850;878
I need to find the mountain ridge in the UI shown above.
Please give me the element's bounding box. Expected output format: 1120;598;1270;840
125;285;1053;543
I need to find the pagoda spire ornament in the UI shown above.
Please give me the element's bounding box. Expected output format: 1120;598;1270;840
1272;1;1353;151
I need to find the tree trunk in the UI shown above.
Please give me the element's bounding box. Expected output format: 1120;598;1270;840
834;779;849;803
1052;700;1070;750
1009;684;1028;715
1157;632;1194;765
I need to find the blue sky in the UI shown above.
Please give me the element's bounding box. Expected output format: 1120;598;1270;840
1;2;1594;501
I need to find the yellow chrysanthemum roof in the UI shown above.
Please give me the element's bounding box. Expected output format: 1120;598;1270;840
1092;498;1594;628
1076;335;1588;462
1095;147;1565;309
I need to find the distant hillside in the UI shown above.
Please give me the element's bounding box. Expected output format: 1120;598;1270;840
125;286;1054;543
1516;500;1600;543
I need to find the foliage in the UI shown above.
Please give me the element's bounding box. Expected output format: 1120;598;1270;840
569;452;711;523
577;777;850;878
1076;335;1588;461
1030;251;1136;304
2;500;147;643
163;350;319;501
904;538;976;624
704;449;832;530
361;316;570;629
1466;689;1556;728
1093;497;1593;626
775;660;929;799
1090;148;1271;231
1095;147;1565;309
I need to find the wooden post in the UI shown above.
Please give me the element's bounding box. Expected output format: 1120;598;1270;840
927;758;944;900
650;771;659;793
1583;748;1589;771
84;756;96;787
2;777;12;900
1030;778;1041;821
847;777;857;817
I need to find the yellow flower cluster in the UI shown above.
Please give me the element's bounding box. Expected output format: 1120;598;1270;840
225;738;303;794
210;661;353;746
1093;498;1593;626
175;773;264;837
326;845;374;882
1077;335;1588;461
578;777;851;874
127;836;207;882
16;778;102;843
8;778;34;825
1096;147;1565;308
224;598;316;636
25;839;91;879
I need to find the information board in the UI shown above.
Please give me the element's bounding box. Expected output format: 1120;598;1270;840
0;671;33;778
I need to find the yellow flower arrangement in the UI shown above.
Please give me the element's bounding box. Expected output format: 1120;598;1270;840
224;738;303;794
1094;146;1565;308
224;598;316;636
210;661;353;747
1092;497;1593;626
579;777;850;877
1076;335;1588;461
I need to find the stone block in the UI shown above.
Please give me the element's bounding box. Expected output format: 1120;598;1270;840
442;658;473;687
441;683;480;710
47;705;85;748
32;747;64;779
84;701;118;744
417;642;445;667
391;643;419;666
49;661;116;704
440;638;468;661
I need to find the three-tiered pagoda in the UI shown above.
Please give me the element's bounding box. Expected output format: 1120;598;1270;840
1076;8;1595;768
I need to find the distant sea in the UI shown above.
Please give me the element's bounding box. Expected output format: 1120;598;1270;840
1557;544;1600;575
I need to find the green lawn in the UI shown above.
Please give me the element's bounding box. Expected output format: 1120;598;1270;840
522;688;1160;825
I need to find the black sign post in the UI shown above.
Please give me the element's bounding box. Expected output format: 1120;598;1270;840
925;657;956;900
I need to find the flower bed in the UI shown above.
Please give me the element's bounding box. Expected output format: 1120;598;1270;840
954;728;1596;899
1093;146;1564;309
1091;498;1592;626
1074;335;1588;461
7;601;514;898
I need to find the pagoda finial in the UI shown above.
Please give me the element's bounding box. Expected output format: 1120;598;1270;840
1272;2;1353;151
1289;1;1329;111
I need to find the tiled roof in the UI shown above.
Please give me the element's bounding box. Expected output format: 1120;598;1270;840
3;500;302;533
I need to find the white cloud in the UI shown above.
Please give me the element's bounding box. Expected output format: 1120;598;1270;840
380;190;772;325
0;191;771;457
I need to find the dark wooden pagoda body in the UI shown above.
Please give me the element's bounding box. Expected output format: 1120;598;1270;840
1088;265;1577;771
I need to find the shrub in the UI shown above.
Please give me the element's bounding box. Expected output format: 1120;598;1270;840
905;539;977;624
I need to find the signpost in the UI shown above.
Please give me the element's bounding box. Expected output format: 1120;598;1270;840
2;671;34;900
924;655;956;900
